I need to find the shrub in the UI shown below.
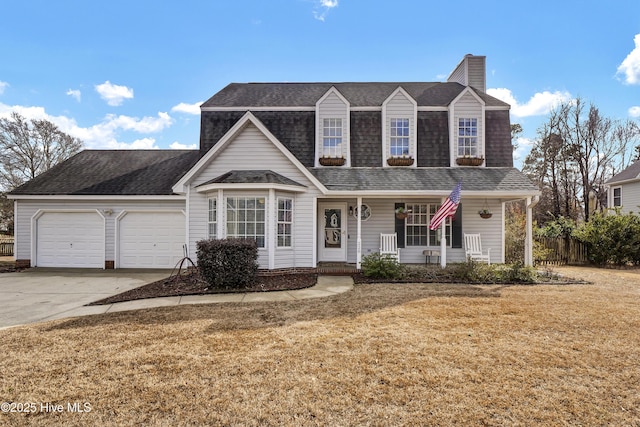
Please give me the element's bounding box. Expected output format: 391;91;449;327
494;262;538;283
196;238;259;289
361;252;404;279
574;210;640;266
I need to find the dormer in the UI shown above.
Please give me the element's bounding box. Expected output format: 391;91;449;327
315;87;350;167
449;87;486;167
382;86;417;167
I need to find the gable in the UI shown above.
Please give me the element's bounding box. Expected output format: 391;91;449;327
174;112;325;193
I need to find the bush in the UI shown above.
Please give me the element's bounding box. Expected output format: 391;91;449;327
574;210;640;266
494;262;538;283
196;238;259;289
361;252;404;279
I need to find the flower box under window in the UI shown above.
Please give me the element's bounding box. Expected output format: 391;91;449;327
456;156;484;166
387;156;414;167
319;157;346;166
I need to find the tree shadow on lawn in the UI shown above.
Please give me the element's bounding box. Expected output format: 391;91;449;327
44;283;513;333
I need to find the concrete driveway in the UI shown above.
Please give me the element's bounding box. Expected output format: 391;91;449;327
0;268;170;329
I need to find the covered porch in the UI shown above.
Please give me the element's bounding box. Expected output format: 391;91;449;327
315;195;538;269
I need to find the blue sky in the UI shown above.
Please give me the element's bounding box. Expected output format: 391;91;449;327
1;0;640;168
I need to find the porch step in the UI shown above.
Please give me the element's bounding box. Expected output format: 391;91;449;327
316;263;360;275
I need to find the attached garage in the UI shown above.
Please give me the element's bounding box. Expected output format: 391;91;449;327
117;211;185;269
35;211;105;268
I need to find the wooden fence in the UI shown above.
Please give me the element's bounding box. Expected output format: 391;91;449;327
0;236;14;256
535;237;588;266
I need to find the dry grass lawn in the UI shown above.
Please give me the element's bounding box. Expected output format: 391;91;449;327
1;266;639;426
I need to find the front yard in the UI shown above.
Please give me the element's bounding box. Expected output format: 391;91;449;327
1;266;639;425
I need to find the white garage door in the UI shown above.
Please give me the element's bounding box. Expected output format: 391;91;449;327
37;212;104;268
118;211;185;269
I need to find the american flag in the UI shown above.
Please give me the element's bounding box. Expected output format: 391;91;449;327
429;181;462;231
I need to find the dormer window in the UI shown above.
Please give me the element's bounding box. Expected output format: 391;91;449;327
390;118;410;156
322;118;343;157
457;118;478;157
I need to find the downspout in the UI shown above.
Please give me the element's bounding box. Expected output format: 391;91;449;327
525;195;540;267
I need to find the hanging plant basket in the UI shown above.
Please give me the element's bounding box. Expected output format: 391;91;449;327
395;207;411;219
319;157;346;166
387;157;414;166
479;212;493;219
456;156;484;166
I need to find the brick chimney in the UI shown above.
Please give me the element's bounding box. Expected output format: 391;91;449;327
447;54;486;93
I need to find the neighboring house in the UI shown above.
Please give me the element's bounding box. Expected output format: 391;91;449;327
605;159;640;213
9;54;540;270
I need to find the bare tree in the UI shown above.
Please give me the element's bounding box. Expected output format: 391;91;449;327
0;112;83;233
524;97;640;224
0;112;82;190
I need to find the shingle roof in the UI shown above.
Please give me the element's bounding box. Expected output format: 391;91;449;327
9;150;200;195
606;160;640;185
310;167;539;193
203;82;509;108
198;170;306;187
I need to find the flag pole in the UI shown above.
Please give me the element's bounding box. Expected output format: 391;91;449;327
440;198;447;268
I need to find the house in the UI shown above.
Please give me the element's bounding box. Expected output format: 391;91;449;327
8;55;540;270
604;159;640;213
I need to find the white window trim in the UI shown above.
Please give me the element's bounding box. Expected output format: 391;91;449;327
456;117;480;158
405;203;452;247
612;186;622;208
276;196;294;249
321;118;343;158
225;195;268;249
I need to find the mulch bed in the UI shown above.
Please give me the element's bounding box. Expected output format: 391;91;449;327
88;272;318;305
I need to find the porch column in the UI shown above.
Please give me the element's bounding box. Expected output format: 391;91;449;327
356;196;362;269
525;196;539;266
440;197;447;268
268;189;276;270
217;189;224;239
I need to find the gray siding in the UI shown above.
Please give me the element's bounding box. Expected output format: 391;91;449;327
485;110;513;168
14;199;185;262
350;112;382;167
417;111;450;167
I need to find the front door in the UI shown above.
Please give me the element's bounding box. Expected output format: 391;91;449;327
318;203;347;262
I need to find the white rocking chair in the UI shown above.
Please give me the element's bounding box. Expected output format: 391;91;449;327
380;233;400;262
464;233;491;264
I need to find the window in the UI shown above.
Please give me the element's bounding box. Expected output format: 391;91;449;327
208;198;217;239
322;118;342;157
457;118;478;157
613;187;622;207
390;118;410;156
277;198;293;248
226;197;266;248
406;203;451;247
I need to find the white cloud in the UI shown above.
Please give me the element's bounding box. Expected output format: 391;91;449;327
171;101;203;115
513;137;534;162
617;34;640;85
0;102;174;149
313;0;338;21
104;112;173;133
169;141;197;150
0;81;8;95
105;137;159;150
630;106;640;118
66;89;81;102
95;80;134;106
487;88;572;118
